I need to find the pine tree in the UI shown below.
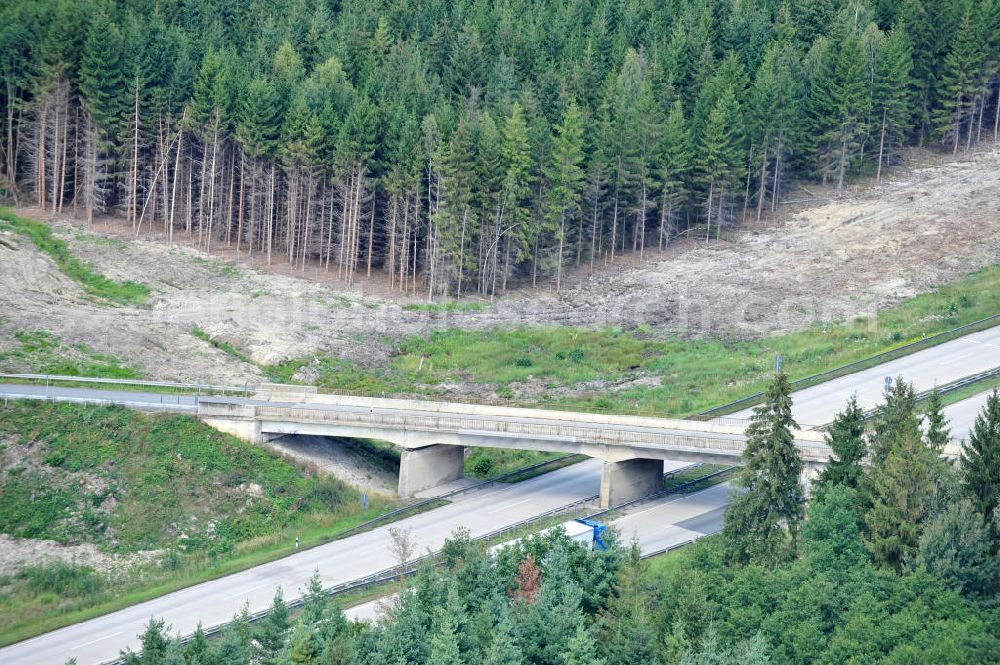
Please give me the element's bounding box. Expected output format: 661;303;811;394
817;395;867;490
960;389;1000;548
723;371;804;566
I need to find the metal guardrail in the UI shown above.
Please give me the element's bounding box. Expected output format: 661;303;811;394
840;365;1000;430
101;463;735;664
696;313;1000;418
101;488;601;665
0;372;250;395
0;392;197;412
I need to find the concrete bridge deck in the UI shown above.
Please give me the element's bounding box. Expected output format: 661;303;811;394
200;387;845;505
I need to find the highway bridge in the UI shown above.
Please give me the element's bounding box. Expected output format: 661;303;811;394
200;384;838;506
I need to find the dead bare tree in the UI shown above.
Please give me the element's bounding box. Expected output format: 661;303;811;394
387;526;417;582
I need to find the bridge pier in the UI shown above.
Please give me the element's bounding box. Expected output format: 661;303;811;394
599;458;663;508
398;444;465;497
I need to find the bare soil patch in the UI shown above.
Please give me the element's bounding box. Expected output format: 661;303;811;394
2;147;998;384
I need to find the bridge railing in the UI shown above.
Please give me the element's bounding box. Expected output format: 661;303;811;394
252;404;833;462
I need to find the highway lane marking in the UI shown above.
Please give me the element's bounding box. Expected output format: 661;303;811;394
225;581;273;599
73;631;122;649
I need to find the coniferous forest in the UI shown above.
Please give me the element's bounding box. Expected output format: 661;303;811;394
2;0;1000;296
119;385;1000;664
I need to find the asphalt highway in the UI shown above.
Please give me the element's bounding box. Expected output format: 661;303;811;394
0;324;996;662
730;325;1000;432
345;481;731;624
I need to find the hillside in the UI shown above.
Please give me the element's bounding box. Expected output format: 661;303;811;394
0;400;390;639
1;147;998;397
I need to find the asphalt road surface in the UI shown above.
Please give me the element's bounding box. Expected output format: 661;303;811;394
1;325;996;662
1;457;684;665
345;481;731;624
730;325;1000;432
943;390;996;442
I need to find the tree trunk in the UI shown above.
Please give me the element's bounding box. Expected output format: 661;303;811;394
705;179;714;245
556;210;565;293
130;78;140;228
169;123;183;245
876;109;887;183
366;184;376;278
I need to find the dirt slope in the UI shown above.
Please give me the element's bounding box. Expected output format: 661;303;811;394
2;147;999;384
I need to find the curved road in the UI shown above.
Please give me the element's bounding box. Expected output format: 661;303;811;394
731;325;1000;438
0;324;997;663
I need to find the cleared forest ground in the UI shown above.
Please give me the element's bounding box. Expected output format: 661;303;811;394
1;147;999;387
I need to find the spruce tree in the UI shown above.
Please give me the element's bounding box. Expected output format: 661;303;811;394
868;377;921;464
817;395;867;490
696;87;745;242
288;622;319;665
723;371;804;566
255;588;290;664
499;101;534;286
923;387;950;452
544;100;586;291
563;624;605;665
872;26;914;181
864;379;941;572
932;8;987;152
483;614;524;665
655;99;693;245
960;389;1000;548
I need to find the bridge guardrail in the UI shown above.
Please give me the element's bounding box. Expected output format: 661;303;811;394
0;372;250;395
253;405;832;461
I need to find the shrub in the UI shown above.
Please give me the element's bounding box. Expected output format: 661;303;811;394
18;562;104;597
471;454;494;476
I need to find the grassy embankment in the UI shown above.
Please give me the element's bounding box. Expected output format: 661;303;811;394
0;400;413;647
189;264;1000;474
265;264;1000;424
0;208;149;306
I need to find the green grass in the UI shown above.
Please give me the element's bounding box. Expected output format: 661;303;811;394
934;375;1000;409
191;326;255;366
0;208;150;306
0;329;141;378
464;448;567;479
263;266;999;425
641;533;718;581
402;300;490;313
0;400;417;644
